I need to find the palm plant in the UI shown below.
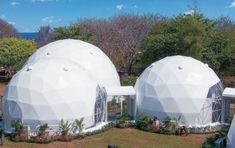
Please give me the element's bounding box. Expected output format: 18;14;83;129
59;119;71;136
37;123;49;136
72;118;84;135
11;120;23;136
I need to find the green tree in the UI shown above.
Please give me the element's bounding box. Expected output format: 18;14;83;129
50;25;92;41
201;31;234;72
139;14;235;74
122;75;138;86
140;32;180;66
0;38;36;71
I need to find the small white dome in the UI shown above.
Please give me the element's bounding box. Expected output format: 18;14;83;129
135;55;223;126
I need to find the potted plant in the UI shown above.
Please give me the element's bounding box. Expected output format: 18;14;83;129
59;119;72;140
11;120;24;139
72;118;85;136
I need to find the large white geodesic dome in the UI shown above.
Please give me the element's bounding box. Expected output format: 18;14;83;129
3;59;107;132
134;55;223;126
24;39;120;88
3;39;119;133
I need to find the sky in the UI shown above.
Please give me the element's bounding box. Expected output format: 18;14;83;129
0;0;235;32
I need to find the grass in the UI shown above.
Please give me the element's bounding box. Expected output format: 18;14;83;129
1;128;213;148
82;128;209;148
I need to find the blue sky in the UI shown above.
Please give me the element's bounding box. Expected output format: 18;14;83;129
0;0;235;32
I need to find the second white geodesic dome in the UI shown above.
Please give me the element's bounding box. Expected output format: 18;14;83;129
134;55;223;126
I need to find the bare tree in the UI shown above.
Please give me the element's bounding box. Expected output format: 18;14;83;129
37;25;52;47
215;16;235;31
0;19;18;38
79;14;164;74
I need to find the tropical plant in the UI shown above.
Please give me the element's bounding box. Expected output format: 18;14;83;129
37;123;49;136
72;118;85;135
202;133;226;148
11;120;23;135
157;117;174;135
59;119;71;136
117;112;132;122
116;112;133;128
136;113;153;131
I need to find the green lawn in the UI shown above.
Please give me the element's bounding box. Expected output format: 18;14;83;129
2;128;212;148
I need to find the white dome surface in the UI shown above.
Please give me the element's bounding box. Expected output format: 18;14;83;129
25;39;120;88
3;59;106;132
135;55;223;126
227;115;235;148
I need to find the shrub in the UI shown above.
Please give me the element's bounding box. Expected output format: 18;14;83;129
202;133;226;148
116;112;134;128
0;38;36;71
11;120;23;136
159;117;176;135
122;75;138;86
117;112;132;123
10;120;30;141
9;122;115;144
136;113;153;131
156;117;190;135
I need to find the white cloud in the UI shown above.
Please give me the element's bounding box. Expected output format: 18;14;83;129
9;21;16;25
116;4;124;10
11;1;19;6
0;15;6;19
32;0;59;2
184;9;194;15
227;1;235;8
42;16;61;24
132;5;138;9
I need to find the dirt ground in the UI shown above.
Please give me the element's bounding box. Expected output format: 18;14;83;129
2;128;215;148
